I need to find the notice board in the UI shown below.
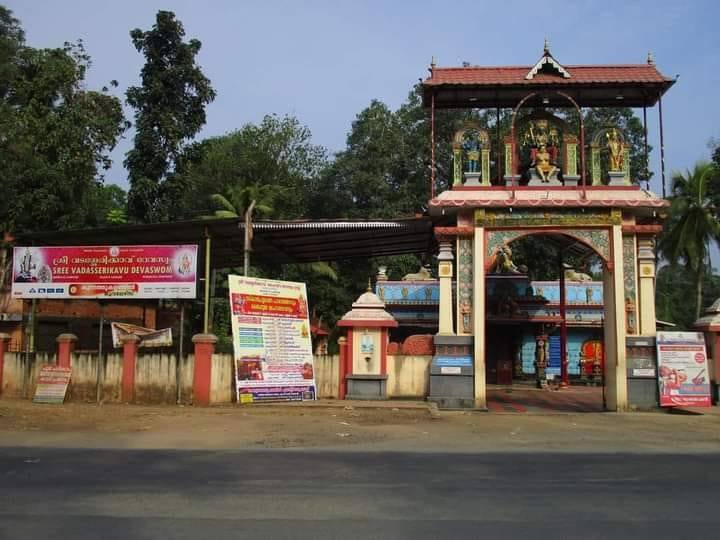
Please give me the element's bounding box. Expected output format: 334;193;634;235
656;332;711;407
228;275;316;403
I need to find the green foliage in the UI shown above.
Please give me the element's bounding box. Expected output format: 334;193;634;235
175;114;327;220
125;10;216;223
659;162;720;319
656;264;720;329
0;6;127;233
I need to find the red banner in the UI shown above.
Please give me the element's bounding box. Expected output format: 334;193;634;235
12;245;197;299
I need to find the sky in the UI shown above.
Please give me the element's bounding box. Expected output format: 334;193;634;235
6;0;720;196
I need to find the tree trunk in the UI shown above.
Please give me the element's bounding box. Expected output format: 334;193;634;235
695;266;704;321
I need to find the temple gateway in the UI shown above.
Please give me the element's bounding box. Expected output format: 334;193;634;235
406;45;673;411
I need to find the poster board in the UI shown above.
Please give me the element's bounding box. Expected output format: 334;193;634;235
12;245;197;299
229;275;316;403
110;322;173;348
33;365;72;404
656;331;711;407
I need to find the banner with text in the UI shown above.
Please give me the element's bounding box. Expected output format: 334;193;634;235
656;331;711;407
11;245;197;299
229;275;316;402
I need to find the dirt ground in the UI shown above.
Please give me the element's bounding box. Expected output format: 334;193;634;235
1;398;720;453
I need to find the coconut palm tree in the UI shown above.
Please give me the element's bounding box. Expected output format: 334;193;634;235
659;162;720;320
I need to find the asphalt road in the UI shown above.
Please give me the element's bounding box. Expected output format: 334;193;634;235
1;448;718;539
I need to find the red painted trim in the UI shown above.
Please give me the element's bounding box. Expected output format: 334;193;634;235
338;338;347;400
193;341;214;406
435;226;475;239
337;320;399;328
346;331;354;376
430;198;668;208
714;334;720;385
453;185;643;191
121;341;138;402
380;329;388;376
622;224;663;234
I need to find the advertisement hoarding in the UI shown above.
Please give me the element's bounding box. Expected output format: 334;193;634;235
11;245;197;299
656;331;711;407
229;275;316;403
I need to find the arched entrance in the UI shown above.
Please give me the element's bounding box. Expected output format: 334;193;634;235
484;231;608;412
469;208;631;412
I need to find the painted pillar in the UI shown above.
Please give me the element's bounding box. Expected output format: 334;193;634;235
338;336;347;400
0;333;9;396
437;240;455;336
637;236;657;337
56;333;78;368
472;226;487;409
192;333;217;406
120;334;140;403
603;224;628;411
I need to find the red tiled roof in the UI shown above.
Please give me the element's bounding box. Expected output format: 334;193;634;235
425;64;672;86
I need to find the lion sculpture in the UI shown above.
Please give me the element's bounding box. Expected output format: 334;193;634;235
564;268;593;282
402;266;433;281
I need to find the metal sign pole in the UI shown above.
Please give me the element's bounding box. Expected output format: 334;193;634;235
176;301;184;404
96;302;105;403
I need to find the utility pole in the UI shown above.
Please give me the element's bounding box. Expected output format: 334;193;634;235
244;200;256;277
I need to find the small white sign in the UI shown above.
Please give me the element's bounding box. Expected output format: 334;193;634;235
546;373;555;381
632;368;656;377
440;366;462;375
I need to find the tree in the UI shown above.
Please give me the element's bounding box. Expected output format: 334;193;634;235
0;6;127;234
125;10;216;222
659;162;719;320
175;114;327;220
656;264;720;330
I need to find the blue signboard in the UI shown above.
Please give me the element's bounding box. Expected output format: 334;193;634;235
433;356;473;367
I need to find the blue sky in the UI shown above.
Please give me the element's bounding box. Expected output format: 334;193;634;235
7;0;720;196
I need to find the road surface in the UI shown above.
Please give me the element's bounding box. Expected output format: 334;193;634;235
1;448;718;539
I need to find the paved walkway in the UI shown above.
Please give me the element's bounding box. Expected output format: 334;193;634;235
487;385;604;413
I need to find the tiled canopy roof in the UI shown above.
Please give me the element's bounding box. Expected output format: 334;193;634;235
422;55;675;108
425;64;672;86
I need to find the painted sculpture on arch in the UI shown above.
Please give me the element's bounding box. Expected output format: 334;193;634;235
452;124;491;185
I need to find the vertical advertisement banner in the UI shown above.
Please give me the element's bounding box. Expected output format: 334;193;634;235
656;331;711;407
229;275;316;402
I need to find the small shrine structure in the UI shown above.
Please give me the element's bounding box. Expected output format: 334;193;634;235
422;44;674;410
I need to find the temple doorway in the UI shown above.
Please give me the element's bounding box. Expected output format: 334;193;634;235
484;232;609;412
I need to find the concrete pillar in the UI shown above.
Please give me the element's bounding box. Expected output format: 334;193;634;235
437;240;455;336
472;227;487;409
192;333;217;406
603;225;628;411
56;334;78;368
637;236;657;337
338;336;348;400
0;333;9;396
120;334;140;403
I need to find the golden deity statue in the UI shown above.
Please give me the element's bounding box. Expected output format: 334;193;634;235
606;128;624;171
532;143;557;182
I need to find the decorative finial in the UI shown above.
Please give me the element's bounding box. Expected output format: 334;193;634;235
430;56;436;69
543;37;550;55
367;278;372;292
647;50;655;65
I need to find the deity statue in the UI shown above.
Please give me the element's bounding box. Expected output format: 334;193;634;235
606;128;624;171
490;245;521;274
462;135;480;173
532;143;558;182
534;336;548;387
